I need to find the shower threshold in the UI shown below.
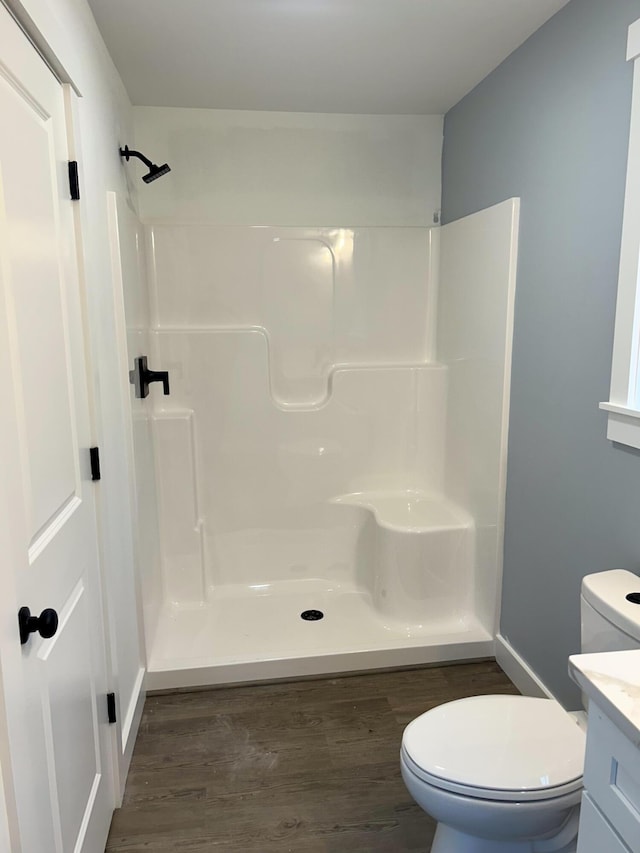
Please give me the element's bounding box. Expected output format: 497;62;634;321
146;580;493;690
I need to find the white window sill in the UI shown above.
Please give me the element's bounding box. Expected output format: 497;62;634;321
600;402;640;449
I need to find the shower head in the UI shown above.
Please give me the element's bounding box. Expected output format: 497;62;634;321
142;162;171;183
120;145;171;184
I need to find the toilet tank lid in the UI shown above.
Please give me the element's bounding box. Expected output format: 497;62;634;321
582;569;640;642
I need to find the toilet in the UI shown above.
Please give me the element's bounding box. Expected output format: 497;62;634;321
400;570;640;852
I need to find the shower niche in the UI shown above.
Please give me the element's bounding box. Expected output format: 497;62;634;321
112;195;519;689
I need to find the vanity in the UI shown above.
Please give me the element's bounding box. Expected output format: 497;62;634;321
569;650;640;853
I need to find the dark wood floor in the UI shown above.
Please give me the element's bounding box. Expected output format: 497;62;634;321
106;661;518;852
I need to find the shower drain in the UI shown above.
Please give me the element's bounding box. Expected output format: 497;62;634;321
301;609;324;621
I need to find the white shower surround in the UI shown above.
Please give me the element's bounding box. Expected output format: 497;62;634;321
115;198;519;690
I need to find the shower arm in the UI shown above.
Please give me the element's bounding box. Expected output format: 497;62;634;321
119;145;154;170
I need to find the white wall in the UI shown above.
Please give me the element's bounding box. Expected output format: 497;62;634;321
144;224;440;600
148;224;434;404
108;194;163;652
437;198;519;632
6;0;146;799
133;107;443;225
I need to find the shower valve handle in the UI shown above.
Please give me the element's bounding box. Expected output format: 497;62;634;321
129;355;170;398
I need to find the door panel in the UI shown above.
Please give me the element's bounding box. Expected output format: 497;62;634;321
39;580;101;852
6;91;78;540
0;5;114;851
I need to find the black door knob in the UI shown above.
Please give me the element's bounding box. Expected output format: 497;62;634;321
18;606;59;645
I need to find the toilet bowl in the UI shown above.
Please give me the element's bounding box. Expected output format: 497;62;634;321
401;694;585;853
400;570;640;853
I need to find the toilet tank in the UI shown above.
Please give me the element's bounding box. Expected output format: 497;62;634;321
581;569;640;653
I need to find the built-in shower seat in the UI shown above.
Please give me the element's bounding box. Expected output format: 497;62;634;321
330;491;475;625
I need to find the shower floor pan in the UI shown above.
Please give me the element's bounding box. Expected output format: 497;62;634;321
146;579;493;690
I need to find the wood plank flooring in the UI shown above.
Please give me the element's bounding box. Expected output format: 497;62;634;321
106;661;518;852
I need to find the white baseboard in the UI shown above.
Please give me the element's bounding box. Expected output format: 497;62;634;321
495;633;556;700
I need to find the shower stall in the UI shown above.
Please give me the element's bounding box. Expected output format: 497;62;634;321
110;181;519;690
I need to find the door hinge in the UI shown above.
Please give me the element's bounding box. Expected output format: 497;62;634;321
89;446;101;481
107;692;117;724
68;160;80;200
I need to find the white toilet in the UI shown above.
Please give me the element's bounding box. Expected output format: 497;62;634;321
400;569;640;852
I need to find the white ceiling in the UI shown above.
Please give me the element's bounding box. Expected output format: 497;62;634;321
88;0;569;115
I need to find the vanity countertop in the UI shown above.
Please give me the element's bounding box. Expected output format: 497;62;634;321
569;649;640;747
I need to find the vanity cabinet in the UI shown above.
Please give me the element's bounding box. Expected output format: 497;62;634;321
578;793;631;853
577;704;640;853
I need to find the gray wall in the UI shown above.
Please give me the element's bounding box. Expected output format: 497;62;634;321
442;0;640;707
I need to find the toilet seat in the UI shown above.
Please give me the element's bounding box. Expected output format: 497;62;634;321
401;746;583;802
402;695;585;803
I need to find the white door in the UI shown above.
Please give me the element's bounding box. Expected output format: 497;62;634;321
0;6;114;852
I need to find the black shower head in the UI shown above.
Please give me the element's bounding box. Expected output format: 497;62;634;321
120;145;171;184
142;162;171;183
